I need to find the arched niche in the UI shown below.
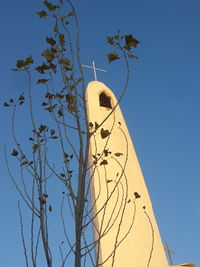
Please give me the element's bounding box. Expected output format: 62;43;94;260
99;92;112;109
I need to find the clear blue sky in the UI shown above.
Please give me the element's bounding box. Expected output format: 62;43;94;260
0;0;200;266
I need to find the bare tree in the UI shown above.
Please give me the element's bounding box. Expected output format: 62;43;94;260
4;1;139;266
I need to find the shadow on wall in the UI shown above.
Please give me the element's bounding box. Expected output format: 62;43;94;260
169;263;195;267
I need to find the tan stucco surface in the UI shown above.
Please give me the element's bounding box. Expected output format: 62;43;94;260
86;81;169;267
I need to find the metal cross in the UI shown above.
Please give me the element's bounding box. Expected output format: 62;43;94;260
81;60;107;81
165;241;175;265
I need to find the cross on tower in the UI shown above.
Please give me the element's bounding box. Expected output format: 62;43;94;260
81;60;107;81
165;241;175;265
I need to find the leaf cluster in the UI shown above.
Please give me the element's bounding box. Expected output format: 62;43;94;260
4;94;25;107
107;32;139;63
12;56;34;70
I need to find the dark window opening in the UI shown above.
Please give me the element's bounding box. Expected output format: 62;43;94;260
99;92;112;109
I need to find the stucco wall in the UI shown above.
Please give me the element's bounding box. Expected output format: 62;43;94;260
86;81;169;267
